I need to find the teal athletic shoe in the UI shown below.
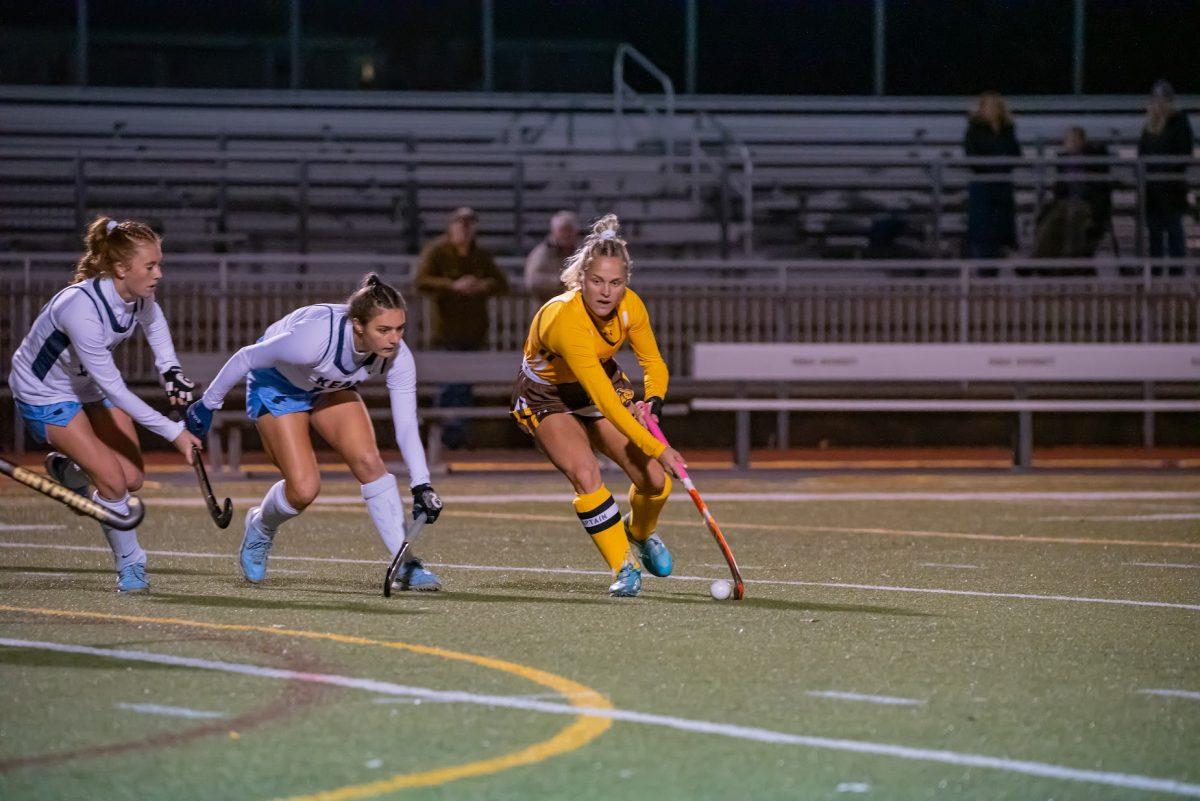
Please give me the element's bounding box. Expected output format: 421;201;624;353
45;452;89;498
608;562;643;597
395;558;442;592
624;513;673;577
239;507;274;583
116;561;149;593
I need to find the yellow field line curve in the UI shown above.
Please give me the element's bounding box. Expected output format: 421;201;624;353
0;605;612;800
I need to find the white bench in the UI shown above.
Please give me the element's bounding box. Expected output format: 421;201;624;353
690;343;1200;469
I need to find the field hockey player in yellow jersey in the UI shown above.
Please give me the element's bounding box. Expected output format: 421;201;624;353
511;214;687;597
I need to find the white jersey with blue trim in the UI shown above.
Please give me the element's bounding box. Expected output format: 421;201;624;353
8;276;185;442
266;304;389;394
201;303;431;486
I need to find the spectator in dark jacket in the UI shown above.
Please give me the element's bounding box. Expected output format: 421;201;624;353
415;206;510;449
1034;126;1113;259
964;91;1021;259
1138;80;1195;258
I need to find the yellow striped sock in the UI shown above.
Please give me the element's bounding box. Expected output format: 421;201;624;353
573;486;626;572
628;475;671;541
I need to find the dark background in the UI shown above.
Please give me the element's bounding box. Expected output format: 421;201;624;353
0;1;1197;94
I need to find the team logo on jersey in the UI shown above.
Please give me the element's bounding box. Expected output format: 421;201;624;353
311;376;360;391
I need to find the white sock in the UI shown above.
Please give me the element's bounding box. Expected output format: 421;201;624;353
258;480;299;535
361;474;407;557
94;491;144;570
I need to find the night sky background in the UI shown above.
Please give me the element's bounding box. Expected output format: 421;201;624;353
1;1;1197;95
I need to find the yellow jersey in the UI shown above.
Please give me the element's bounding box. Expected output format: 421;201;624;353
521;288;669;457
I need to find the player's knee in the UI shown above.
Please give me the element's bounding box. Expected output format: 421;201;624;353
635;474;666;496
286;478;320;510
565;461;602;495
92;471;128;501
123;468;145;493
347;451;386;483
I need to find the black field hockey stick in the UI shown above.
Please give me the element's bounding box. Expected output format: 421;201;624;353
383;512;428;597
0;454;145;530
191;446;233;528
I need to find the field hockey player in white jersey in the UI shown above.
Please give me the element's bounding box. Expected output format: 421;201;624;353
8;217;203;592
185;273;445;591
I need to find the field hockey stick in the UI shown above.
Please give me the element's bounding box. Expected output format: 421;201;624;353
643;417;745;600
191;446;233;529
383;511;429;597
0;454;145;530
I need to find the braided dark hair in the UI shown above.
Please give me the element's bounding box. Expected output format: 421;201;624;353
346;272;406;323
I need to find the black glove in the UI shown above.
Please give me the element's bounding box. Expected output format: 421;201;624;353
162;366;197;407
644;396;663;421
411;483;443;524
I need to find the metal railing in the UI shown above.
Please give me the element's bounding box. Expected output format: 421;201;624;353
690;111;754;256
2;253;1195;384
612;43;676;167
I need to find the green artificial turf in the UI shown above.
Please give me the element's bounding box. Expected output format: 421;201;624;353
1;472;1198;800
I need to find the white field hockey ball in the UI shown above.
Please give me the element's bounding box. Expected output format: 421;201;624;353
709;579;732;600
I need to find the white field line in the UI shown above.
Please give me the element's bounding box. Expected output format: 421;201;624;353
836;782;871;793
148;497;1200;550
920;563;981;570
0;524;65;531
20;571;71;578
1126;562;1200;570
0;541;384;566
805;691;925;706
115;702;225;720
2;541;1198;613
4;637;1199;798
1042;514;1200;522
145;491;1200;507
1138;689;1200;702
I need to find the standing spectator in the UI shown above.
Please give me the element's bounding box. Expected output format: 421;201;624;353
415;206;510;448
524;210;579;302
964;91;1021;259
1138;80;1195;258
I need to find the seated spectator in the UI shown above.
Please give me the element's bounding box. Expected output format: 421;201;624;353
864;215;924;259
524;210;579;301
1033;126;1113;260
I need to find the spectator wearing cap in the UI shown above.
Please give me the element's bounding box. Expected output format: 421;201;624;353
523;210;580;302
1138;80;1195;258
415;207;510;350
415;207;510;449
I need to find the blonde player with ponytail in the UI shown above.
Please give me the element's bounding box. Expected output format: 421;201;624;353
511;214;686;597
9;216;202;592
187;274;444;591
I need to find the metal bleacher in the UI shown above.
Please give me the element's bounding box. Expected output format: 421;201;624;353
3;86;1197;259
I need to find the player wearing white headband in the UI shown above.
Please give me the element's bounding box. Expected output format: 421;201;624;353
9;216;202;592
186;273;443;591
